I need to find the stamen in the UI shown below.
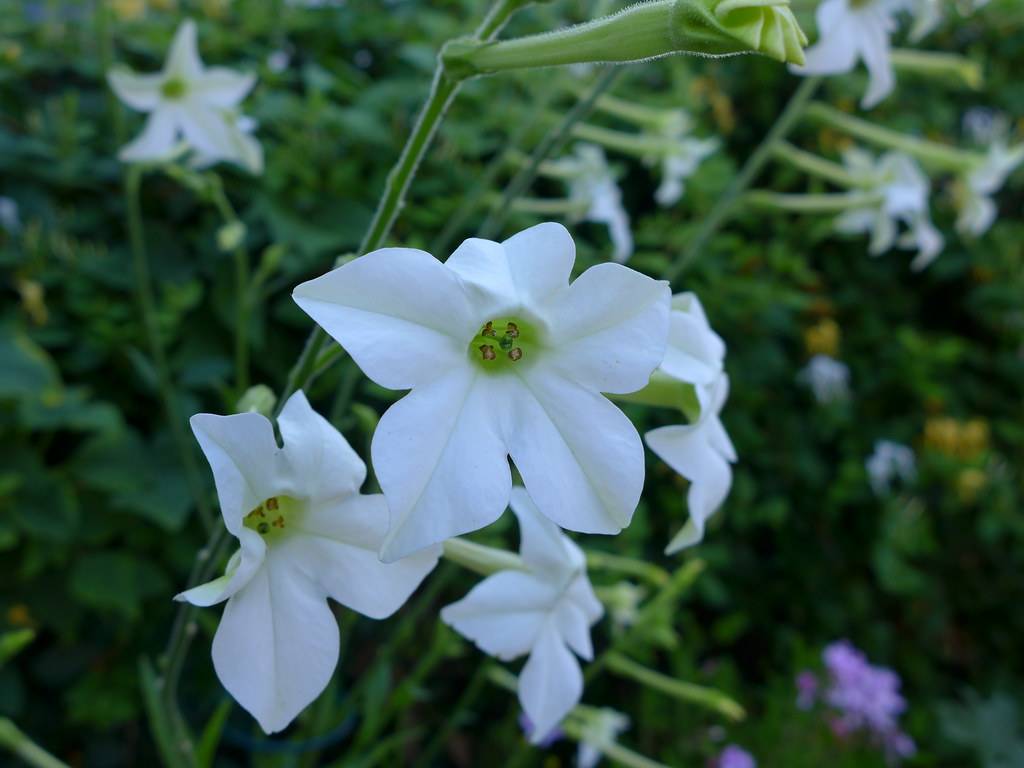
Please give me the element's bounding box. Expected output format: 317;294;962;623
257;522;270;534
481;321;496;337
506;322;519;338
480;344;496;360
266;497;279;511
508;348;523;361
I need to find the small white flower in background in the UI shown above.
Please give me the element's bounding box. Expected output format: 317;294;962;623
645;292;736;553
648;110;719;207
0;196;20;233
178;391;438;733
799;354;851;404
107;19;262;173
955;138;1024;237
834;148;943;270
441;487;603;742
646;375;737;554
294;222;670;562
866;440;916;496
576;707;630;768
908;0;941;41
266;49;291;74
791;0;904;109
550;144;634;263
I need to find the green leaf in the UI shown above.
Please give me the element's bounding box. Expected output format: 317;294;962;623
69;552;170;619
0;329;60;400
0;631;35;668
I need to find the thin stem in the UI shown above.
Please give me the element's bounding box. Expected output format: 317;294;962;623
588;92;675;131
479;66;621;239
744;189;882;213
890;48;982;90
0;719;69;768
206;178;250;396
804;102;979;172
584;550;670;586
663;76;821;284
771;141;863;188
124;167;214;532
278;0;528;412
572;121;671;157
442;538;525;576
507;196;590;216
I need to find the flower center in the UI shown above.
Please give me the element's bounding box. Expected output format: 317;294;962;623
161;77;187;100
468;317;536;371
242;495;302;542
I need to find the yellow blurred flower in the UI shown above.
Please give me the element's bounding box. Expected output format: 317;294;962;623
6;604;33;628
804;318;840;357
201;0;231;19
150;0;178;10
0;39;22;63
923;416;960;457
959;418;990;459
15;278;48;326
956;467;987;504
108;0;146;20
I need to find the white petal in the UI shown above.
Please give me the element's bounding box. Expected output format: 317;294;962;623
164;19;203;81
519;621;583;743
373;368;512;562
660;301;725;386
118;109;179;163
211;555;338;733
792;0;858;76
548;263;670;394
834;208;877;235
554;598;594;661
281;508;438;619
509;486;584;575
107;68;164;111
293;248;476;390
566;574;604;625
440;570;557;660
194;68;256;108
509;367;644;535
857;12;895;108
277;391;366;503
178;104;244;162
176;547;263;607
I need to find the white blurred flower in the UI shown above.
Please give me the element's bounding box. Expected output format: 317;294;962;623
267;49;291;73
791;0;905;109
178;391;438;733
955;138;1024;237
834;148;943;270
441;488;603;742
799;354;850;404
551;144;633;263
0;197;20;233
866;440;916;496
107;19;262;173
293;222;670;562
908;0;941;41
576;708;630;768
648;111;719;207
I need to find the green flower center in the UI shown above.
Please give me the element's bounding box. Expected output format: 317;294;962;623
469;317;536;371
243;495;303;543
161;77;187;100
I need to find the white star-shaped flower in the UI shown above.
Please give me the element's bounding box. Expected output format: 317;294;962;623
865;440;916;496
550;144;634;263
293;223;670;562
646;111;720;207
107;19;262;173
791;0;906;109
799;354;851;404
955;139;1024;237
441;487;603;742
178;391;438;733
834;148;943;270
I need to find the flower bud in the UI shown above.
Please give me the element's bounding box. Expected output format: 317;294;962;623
236;384;276;417
442;0;807;78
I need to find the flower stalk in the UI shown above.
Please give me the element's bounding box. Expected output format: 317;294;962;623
604;652;746;720
771;141;864;187
890;48;983;90
0;719;69;768
745;189;884;212
442;538;526;576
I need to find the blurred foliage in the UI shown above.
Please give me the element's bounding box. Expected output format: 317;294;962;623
1;0;1022;766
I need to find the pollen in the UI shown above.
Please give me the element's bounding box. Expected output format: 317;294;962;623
508;348;523;361
480;344;496;360
470;316;537;370
266;497;279;511
481;321;496;337
243;496;302;540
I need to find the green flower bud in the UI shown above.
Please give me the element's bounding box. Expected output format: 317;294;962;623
236;384;277;417
442;0;807;78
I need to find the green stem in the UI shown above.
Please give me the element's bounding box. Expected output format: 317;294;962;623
442;538;526;576
604;652;745;721
0;719;69;768
124;167;214;532
507;196;590;216
585;550;670;586
479;67;621;239
572;121;672;157
587;91;676;131
890;48;982;90
206;178;250;396
804;102;979;172
771;141;863;187
277;0;528;413
744;189;882;213
663;76;821;284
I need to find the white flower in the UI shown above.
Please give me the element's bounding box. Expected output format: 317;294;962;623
178;391;438;733
0;196;20;234
799;354;850;404
646;375;737;554
866;440;916;496
293;222;670;562
834;148;943;270
551;144;633;263
267;49;291;74
441;487;603;742
576;708;630;768
908;0;941;41
647;111;719;207
955;139;1024;237
107;19;262;173
791;0;905;109
659;292;726;388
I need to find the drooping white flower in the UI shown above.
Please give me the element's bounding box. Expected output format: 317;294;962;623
441;487;603;742
107;19;262;173
0;196;20;234
643;292;735;553
865;440;916;496
834;148;943;270
646;375;737;554
647;111;720;207
791;0;906;109
550;144;633;263
955;139;1024;237
576;708;631;768
293;222;670;562
178;391;438;733
799;354;851;404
